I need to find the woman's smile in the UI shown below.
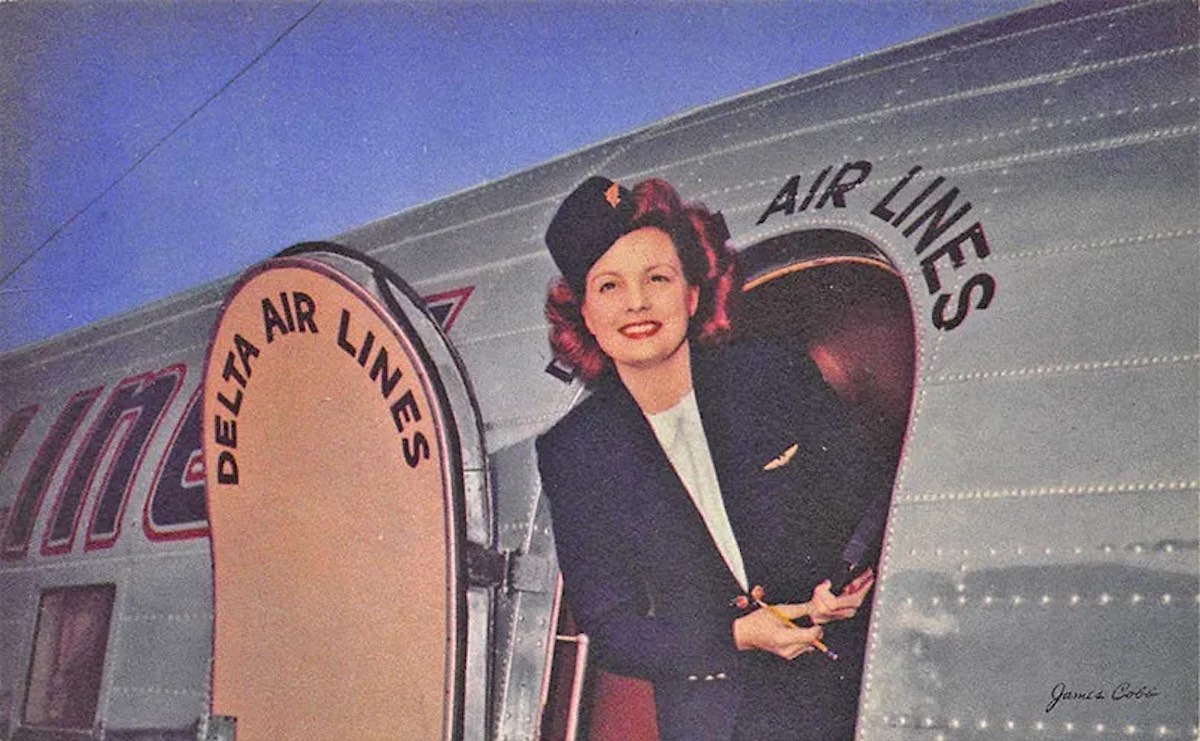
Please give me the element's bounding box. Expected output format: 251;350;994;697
619;320;662;339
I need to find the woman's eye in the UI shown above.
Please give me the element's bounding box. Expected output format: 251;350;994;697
649;273;671;283
598;281;617;292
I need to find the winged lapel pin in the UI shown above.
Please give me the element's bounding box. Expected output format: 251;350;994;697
762;443;799;471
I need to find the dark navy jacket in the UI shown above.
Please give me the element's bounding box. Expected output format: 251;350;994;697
537;340;890;741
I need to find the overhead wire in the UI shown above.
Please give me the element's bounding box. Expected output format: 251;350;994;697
0;0;325;289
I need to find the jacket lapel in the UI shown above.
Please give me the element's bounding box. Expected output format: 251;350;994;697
590;373;700;522
691;346;777;590
690;344;797;589
690;345;746;520
595;366;746;595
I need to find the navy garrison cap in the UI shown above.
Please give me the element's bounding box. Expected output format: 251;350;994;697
546;176;635;293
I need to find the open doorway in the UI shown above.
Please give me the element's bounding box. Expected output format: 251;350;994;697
542;228;916;741
739;228;915;460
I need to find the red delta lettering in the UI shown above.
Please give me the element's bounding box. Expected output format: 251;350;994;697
1;389;101;558
77;366;185;551
146;390;208;540
0;405;39;476
0;364;204;557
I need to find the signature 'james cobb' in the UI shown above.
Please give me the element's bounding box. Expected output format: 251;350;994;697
1046;682;1161;713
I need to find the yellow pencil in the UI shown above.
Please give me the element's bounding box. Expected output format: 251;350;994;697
754;599;839;661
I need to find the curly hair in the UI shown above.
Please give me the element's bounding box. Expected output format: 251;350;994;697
545;178;741;384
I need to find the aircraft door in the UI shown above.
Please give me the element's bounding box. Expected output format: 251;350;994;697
202;245;491;741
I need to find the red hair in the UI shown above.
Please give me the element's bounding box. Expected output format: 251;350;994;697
545;178;741;384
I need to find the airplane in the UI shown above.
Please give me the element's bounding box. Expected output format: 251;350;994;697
1;0;1196;739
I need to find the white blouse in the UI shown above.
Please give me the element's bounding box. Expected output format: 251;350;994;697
645;389;749;592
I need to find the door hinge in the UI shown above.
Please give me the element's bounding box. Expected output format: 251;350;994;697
196;714;236;741
465;541;509;588
464;541;551;593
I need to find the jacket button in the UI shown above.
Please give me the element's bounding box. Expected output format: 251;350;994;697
716;672;728;680
687;674;698;682
704;674;715;681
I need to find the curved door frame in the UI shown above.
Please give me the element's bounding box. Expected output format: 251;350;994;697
203;244;491;741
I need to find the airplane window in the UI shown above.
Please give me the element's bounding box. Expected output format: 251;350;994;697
21;584;116;732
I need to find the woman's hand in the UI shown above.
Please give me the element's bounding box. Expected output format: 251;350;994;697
732;604;824;660
808;568;875;625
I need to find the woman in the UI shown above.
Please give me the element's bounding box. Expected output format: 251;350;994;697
537;176;884;741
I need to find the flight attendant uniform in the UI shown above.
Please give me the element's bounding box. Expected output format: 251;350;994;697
537;338;888;741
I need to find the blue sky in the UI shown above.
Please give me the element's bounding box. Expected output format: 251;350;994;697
0;0;1034;351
